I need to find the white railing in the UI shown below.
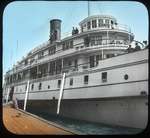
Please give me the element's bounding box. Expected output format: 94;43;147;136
115;23;131;33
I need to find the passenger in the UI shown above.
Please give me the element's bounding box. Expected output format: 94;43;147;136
75;27;79;34
134;43;141;51
12;96;19;109
127;45;134;53
72;27;75;35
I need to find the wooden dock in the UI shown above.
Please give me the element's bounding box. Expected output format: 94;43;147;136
3;104;77;135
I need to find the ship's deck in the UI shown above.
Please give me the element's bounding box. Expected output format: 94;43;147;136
2;104;76;135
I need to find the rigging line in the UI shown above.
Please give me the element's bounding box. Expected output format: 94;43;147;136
88;0;90;17
10;48;13;68
16;40;18;63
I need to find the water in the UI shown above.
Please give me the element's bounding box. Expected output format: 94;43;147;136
28;110;142;135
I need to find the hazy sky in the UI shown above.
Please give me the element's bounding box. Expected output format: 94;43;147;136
3;1;148;78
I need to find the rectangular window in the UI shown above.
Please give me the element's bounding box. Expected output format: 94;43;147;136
25;60;28;65
105;19;109;28
70;40;73;48
38;51;44;59
89;56;95;68
70;78;73;86
96;55;100;66
98;19;103;27
58;80;61;88
84;75;89;84
39;83;42;90
102;72;107;82
92;20;97;28
87;21;91;30
84;37;90;47
31;84;34;90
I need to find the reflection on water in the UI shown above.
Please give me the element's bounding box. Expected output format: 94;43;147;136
28;110;142;135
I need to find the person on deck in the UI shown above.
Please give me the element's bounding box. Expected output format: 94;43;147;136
12;96;19;109
127;45;134;53
134;42;141;51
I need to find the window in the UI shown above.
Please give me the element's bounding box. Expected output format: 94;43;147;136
98;19;103;27
89;56;95;68
49;46;56;55
74;59;78;69
58;80;61;88
96;55;100;66
70;40;73;48
92;20;97;28
38;51;44;59
105;19;109;28
48;85;50;89
39;83;42;90
124;74;129;80
25;85;27;91
62;41;73;50
25;60;28;65
105;19;109;24
68;60;72;66
102;72;107;82
70;78;73;86
111;20;114;24
31;84;34;90
87;21;91;30
84;75;89;84
84;37;90;47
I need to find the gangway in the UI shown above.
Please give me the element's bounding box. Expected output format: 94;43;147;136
57;73;66;114
24;80;30;111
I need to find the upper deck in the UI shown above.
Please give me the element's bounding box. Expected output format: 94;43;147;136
4;14;138;83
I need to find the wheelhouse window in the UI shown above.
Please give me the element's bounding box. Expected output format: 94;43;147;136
58;80;61;88
105;19;109;28
70;78;73;86
39;83;42;90
92;20;97;28
84;75;89;84
102;72;107;82
98;19;103;27
87;21;91;30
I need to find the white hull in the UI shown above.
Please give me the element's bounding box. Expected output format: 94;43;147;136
3;49;149;129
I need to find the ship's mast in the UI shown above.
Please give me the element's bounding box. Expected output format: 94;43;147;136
88;0;90;17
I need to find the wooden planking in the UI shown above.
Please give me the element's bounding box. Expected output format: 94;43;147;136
3;105;75;135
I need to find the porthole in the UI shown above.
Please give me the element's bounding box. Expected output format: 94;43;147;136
124;74;128;80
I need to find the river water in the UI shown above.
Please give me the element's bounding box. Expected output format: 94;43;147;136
28;110;142;135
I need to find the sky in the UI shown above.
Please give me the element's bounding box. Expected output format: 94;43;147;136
3;1;148;80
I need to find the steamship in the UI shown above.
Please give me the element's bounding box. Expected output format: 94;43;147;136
3;14;148;129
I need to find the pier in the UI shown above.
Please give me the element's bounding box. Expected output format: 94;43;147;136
3;104;76;135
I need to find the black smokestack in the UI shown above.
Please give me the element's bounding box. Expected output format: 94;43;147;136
50;19;61;43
